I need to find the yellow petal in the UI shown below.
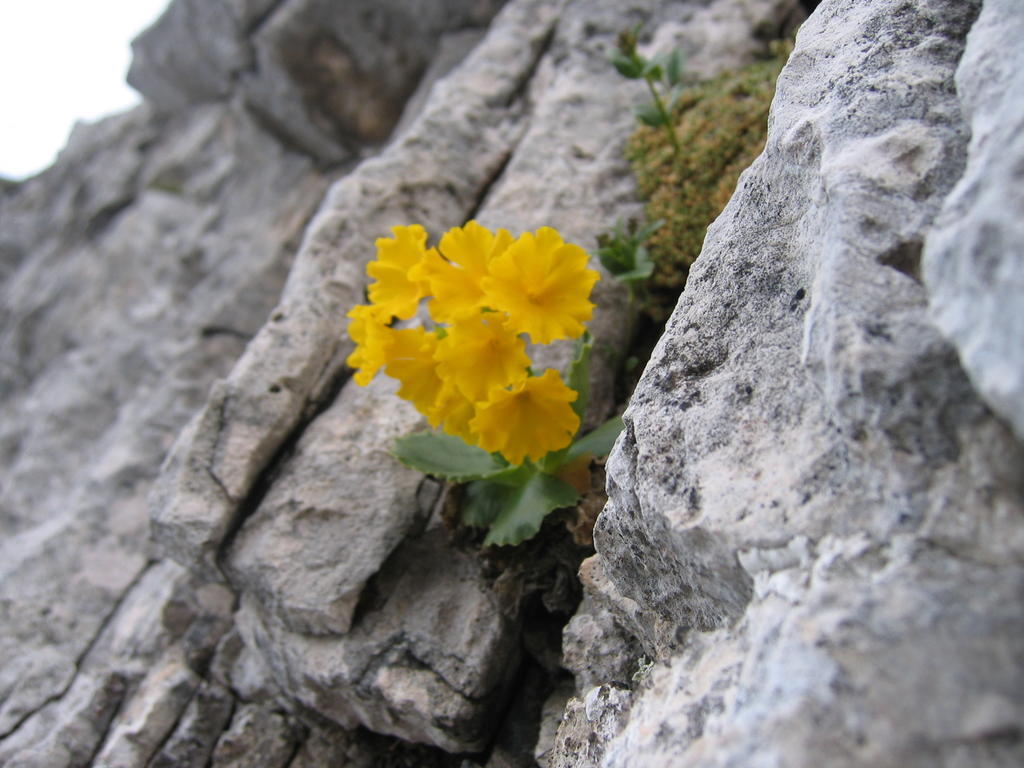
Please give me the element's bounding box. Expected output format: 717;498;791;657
470;369;580;465
366;225;433;320
417;220;513;322
427;382;478;444
482;227;600;344
435;316;530;402
383;327;444;417
346;304;393;386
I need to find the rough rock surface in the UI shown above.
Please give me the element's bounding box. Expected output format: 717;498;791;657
922;0;1024;441
4;0;1023;765
0;92;326;765
225;374;432;637
128;0;508;160
236;523;520;752
575;0;1024;766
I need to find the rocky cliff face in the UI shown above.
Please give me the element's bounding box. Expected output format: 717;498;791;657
1;0;1021;766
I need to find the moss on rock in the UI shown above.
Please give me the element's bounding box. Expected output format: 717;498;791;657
629;41;792;322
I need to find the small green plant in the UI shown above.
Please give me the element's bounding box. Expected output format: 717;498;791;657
346;222;623;547
611;25;687;163
596;217;663;361
596;217;662;287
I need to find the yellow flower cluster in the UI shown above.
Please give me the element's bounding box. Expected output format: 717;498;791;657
346;221;601;465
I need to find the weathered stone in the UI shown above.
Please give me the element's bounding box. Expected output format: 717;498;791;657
208;628;285;705
0;93;328;768
561;588;642;694
605;545;1024;767
923;0;1024;441
534;678;574;768
286;724;376;768
0;646;76;740
209;704;302;768
235;524;519;753
92;650;200;767
0;672;128;768
547;686;633;768
129;0;506;162
589;0;1024;765
148;681;235;768
239;0;508;160
226;374;429;636
643;0;804;83
127;1;251;110
390;29;488;142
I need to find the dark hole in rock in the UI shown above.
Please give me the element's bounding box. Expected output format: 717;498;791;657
878;239;923;283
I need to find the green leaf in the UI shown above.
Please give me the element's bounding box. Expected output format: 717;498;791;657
565;416;624;463
461;478;515;528
666;49;685;86
596;220;632;274
598;242;635;275
619;245;654;281
479;464;535;488
611;52;644;79
463;472;580;547
634;102;665;128
634;218;664;242
641;57;664;81
610;262;654;283
667;84;686;112
392;431;507;482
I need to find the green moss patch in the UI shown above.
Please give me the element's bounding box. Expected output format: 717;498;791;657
629;41;792;322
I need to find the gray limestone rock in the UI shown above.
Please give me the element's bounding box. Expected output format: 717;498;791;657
589;0;1024;765
126;1;252;110
547;686;633;768
923;0;1024;441
0;672;129;768
239;0;508;160
235;524;520;752
129;0;508;161
226;374;431;636
0;560;233;768
0;95;328;718
534;679;575;768
561;588;643;694
148;681;235;768
209;704;302;768
91;650;200;768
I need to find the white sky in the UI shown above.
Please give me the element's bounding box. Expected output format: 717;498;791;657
0;0;171;180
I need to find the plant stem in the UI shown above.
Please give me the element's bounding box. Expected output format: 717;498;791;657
645;77;682;163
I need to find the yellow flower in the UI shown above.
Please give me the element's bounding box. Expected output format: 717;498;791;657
367;224;433;320
384;327;444;417
346;304;393;386
471;369;580;465
435;316;530;402
427;382;478;443
482;227;600;344
411;220;514;322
